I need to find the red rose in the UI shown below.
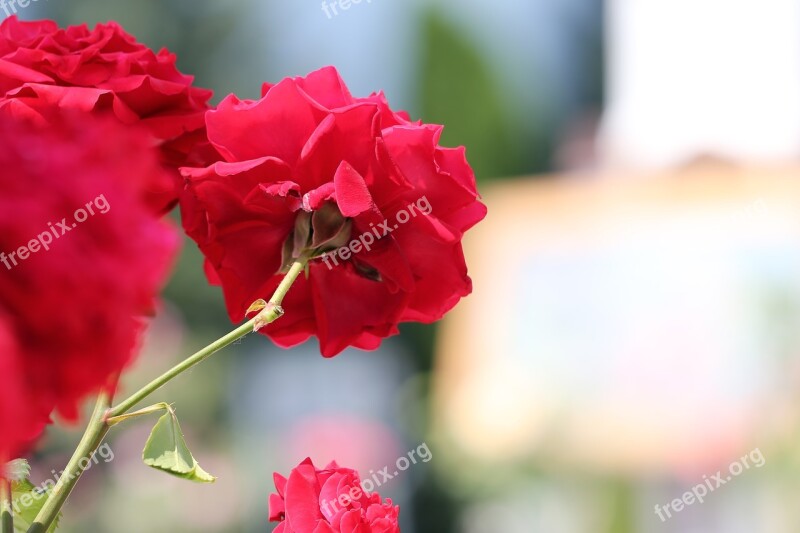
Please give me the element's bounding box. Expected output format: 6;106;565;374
0;113;178;455
0;316;26;464
0;313;47;464
0;16;214;211
181;66;486;356
269;458;399;533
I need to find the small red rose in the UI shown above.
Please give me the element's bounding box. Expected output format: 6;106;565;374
269;458;399;533
0;16;214;211
181;66;486;356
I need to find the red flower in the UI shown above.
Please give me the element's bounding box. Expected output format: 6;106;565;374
181;66;486;356
269;458;399;533
0;113;178;459
0;316;26;465
0;16;214;211
0;314;47;465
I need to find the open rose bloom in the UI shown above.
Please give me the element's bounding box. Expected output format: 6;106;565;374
269;458;399;533
0;113;178;460
181;66;486;356
0;15;213;211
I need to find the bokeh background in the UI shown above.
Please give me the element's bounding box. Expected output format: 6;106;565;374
12;0;800;531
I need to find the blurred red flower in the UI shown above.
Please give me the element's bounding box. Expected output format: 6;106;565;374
0;15;214;211
0;316;29;465
0;113;178;461
181;66;486;356
269;458;399;533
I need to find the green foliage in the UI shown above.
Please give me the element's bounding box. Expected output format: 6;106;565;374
3;459;60;532
142;407;216;484
418;9;535;181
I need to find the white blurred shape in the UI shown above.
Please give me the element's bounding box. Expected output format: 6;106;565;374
601;0;800;168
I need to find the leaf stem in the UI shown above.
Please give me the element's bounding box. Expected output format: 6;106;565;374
1;478;12;533
27;391;111;533
105;402;171;427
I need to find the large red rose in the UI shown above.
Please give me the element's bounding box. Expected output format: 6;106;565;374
0;113;178;459
0;16;214;211
0;315;27;465
181;66;486;356
269;458;399;533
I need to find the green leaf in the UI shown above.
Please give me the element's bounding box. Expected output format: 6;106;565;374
5;462;60;532
142;408;216;483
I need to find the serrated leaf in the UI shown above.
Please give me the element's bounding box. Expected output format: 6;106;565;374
7;467;60;532
142;408;216;484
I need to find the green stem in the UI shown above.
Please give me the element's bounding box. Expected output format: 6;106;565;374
27;392;111;533
28;256;308;531
109;318;256;418
109;256;308;418
1;478;12;533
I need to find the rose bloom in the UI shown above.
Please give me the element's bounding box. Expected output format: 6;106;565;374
181;66;486;356
0;15;213;211
0;113;178;459
0;315;29;465
269;458;399;533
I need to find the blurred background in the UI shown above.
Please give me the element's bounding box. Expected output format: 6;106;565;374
13;0;800;531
